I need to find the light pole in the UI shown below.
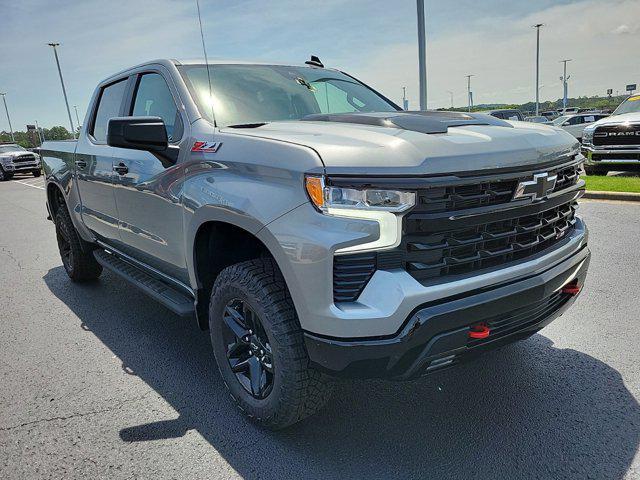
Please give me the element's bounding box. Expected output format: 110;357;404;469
416;0;427;110
0;93;15;142
73;105;81;130
465;75;474;112
47;43;76;139
446;90;454;109
402;87;409;110
560;59;572;109
35;120;45;144
533;23;544;116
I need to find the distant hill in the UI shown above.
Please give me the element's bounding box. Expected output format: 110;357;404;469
442;95;629;115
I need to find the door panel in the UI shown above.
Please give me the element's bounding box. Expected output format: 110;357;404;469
75;143;119;242
111;148;186;280
111;71;187;281
75;79;128;242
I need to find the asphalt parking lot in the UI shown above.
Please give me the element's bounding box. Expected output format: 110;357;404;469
0;175;639;480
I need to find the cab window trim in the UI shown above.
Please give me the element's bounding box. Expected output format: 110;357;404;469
124;70;184;145
87;76;133;145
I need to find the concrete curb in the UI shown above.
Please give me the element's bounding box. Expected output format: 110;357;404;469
583;190;640;202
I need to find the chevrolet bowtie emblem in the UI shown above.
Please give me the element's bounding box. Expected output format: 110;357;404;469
513;172;557;201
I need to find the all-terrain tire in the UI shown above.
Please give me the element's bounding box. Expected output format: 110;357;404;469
55;207;103;282
32;169;41;177
209;258;333;429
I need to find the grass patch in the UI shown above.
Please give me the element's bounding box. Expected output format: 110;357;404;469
582;175;640;193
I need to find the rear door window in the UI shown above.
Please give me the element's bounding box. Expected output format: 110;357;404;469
131;73;183;142
91;79;128;143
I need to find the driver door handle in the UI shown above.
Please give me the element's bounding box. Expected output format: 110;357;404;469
113;162;129;175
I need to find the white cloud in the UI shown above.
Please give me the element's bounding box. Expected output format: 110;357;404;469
613;25;631;35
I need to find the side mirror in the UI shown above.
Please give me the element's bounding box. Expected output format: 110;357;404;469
107;116;168;152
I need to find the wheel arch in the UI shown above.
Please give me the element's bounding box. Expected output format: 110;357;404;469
46;181;67;220
188;209;290;330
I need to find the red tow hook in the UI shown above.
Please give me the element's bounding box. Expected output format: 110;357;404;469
561;280;582;296
468;323;491;339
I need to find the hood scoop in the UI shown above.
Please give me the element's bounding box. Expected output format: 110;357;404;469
301;110;513;134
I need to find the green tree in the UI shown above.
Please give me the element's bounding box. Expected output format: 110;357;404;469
44;126;73;140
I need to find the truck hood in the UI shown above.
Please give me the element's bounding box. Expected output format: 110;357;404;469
222;112;579;175
587;112;640;128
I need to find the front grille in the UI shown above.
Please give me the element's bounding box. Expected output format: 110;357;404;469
332;162;583;302
553;164;580;191
413;163;580;214
593;124;640;146
13;154;35;163
403;200;577;281
333;253;376;303
467;291;569;347
416;180;517;214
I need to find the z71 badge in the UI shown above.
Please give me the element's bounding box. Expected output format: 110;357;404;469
191;141;222;153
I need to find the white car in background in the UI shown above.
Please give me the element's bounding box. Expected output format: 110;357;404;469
552;113;609;142
525;115;552;124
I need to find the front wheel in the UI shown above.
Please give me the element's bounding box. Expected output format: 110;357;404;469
0;168;13;181
32;169;41;177
209;258;333;429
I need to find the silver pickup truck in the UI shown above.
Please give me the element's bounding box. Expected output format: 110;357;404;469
42;58;590;429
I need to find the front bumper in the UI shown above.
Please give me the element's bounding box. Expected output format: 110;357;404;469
304;243;590;379
3;161;41;172
581;144;640;165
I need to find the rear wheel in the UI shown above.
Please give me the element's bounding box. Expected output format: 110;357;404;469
209;258;332;429
55;207;102;282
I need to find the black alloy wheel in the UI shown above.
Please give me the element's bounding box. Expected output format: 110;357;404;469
222;298;274;399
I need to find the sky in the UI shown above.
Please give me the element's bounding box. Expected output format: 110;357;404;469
1;0;639;130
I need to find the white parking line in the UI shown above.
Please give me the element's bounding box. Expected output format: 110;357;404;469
14;178;45;190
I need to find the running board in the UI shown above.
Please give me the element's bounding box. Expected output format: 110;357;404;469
93;249;195;317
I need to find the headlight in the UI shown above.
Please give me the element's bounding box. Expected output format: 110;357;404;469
305;176;416;253
582;128;594;143
305;176;415;213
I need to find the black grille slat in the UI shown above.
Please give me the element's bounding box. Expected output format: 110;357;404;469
333;253;376;303
405;200;578;280
416;180;518;213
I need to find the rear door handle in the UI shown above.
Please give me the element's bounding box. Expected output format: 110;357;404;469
75;160;87;169
113;162;129;175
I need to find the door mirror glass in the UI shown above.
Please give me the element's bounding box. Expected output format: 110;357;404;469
107;116;168;153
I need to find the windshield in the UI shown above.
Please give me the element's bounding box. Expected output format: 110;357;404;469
0;145;25;153
612;95;640;116
552;115;570;126
178;64;398;127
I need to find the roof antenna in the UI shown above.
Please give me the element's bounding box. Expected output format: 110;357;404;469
195;0;216;127
305;55;324;68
